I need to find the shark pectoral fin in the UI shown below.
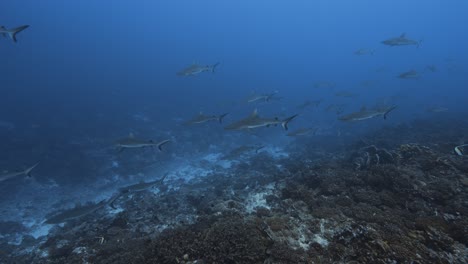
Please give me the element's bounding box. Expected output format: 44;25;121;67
157;140;171;151
118;147;125;153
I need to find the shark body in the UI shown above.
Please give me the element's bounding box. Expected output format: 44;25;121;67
224;110;298;131
177;63;220;76
185;112;228;125
0;163;39;183
115;134;170;152
381;33;421;47
339;106;397;122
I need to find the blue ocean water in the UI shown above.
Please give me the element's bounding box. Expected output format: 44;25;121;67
1;0;468;262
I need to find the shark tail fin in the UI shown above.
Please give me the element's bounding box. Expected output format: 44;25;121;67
24;162;39;177
211;62;220;73
417;38;423;48
157;139;171;151
383;106;397;120
8;25;29;42
218;113;229;123
281;114;298;130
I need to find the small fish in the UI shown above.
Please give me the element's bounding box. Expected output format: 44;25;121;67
0;25;29;42
224;109;298;131
177;62;220;76
339;106;397;122
0;163;39;183
381;33;421;47
184;112;228;125
398;70;420;79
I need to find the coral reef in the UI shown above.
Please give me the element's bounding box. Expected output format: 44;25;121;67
1;119;467;263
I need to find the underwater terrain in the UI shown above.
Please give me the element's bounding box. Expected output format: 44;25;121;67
1;1;467;263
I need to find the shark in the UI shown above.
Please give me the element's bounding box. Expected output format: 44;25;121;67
45;199;111;224
326;104;346;115
314;81;335;89
398;70;420;79
246;91;279;103
297;99;322;110
381;33;421;47
184;112;228;125
354;48;375;55
177;62;220;76
115;133;171;152
426;106;448;113
224;109;298;131
110;173;169;208
0;163;39;183
45;174;169;223
119;173;168;193
338;106;397;122
0;25;29;43
287;127;317;137
221;145;265;160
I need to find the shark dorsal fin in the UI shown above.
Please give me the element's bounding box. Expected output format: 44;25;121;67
198;111;203;116
400;33;406;38
128;132;135;138
251;109;258;117
360;106;367;111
